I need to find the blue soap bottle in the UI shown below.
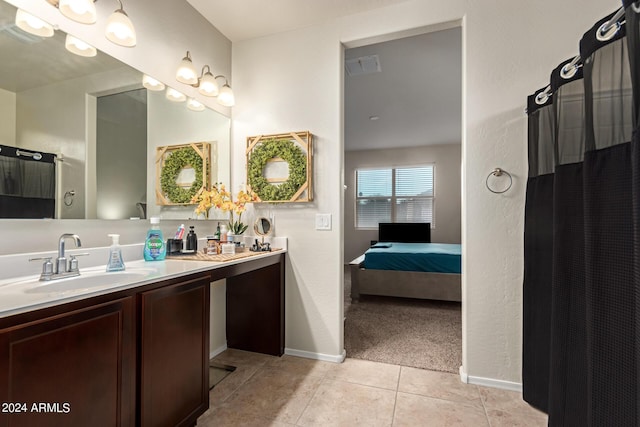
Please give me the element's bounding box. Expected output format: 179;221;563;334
144;217;166;261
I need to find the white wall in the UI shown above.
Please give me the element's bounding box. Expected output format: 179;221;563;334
344;144;461;263
0;87;15;147
232;0;615;382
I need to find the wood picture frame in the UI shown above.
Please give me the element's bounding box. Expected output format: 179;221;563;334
155;142;211;206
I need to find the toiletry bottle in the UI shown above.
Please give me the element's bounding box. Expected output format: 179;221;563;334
175;223;185;240
144;217;166;261
214;222;221;240
106;234;126;272
186;226;198;251
220;223;228;242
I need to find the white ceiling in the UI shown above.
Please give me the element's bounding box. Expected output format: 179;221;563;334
189;1;462;152
187;0;411;42
344;28;462;151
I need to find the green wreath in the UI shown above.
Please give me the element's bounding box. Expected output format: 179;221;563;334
160;147;203;204
248;138;307;201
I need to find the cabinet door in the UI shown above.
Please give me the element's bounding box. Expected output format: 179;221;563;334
139;275;210;427
0;297;136;427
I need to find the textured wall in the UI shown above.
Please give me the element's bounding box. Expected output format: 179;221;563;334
232;0;616;381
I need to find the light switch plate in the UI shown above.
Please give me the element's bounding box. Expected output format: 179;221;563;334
315;213;332;230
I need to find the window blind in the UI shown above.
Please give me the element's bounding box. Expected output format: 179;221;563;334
355;165;434;228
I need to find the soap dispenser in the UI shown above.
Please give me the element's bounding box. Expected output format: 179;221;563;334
186;226;198;252
106;234;126;272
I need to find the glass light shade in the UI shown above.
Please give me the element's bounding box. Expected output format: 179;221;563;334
217;84;235;107
176;55;198;85
58;0;97;24
187;98;205;112
105;9;136;47
65;34;96;57
15;9;54;37
142;75;165;91
198;72;219;97
166;87;186;103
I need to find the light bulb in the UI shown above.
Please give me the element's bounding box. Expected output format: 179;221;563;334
106;9;136;47
198;72;219;97
15;9;54;37
166;87;186;103
187;98;205;112
176;52;198;85
65;34;96;57
142;75;165;91
217;84;235;107
58;0;97;24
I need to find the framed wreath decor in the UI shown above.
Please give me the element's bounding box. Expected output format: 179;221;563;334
156;142;211;205
246;131;313;203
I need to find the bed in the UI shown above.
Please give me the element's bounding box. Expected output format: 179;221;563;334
349;223;462;302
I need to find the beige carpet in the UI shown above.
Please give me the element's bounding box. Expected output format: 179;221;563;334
344;293;462;373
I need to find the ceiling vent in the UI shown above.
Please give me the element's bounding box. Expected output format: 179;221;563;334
345;54;381;77
0;23;45;44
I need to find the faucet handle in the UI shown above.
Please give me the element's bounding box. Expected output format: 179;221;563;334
68;253;90;272
29;257;54;277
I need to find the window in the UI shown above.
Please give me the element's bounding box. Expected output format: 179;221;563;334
355;165;434;228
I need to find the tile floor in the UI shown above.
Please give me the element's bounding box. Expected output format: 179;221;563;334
197;349;548;426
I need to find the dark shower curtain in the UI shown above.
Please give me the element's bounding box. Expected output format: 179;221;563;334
0;144;56;218
523;5;639;426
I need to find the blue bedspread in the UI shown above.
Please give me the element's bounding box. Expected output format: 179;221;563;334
364;242;461;274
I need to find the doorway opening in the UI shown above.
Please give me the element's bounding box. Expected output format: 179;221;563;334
342;24;463;373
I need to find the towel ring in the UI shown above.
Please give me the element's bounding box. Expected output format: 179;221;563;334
485;168;512;194
64;190;75;207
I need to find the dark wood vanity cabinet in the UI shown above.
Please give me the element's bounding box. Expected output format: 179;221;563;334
0;254;285;427
0;272;210;427
138;274;210;427
0;296;136;427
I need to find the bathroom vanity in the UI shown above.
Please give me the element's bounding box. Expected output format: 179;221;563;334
0;251;285;427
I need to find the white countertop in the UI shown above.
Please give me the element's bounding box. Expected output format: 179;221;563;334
0;249;285;320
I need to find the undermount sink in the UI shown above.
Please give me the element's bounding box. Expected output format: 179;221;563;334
24;268;156;294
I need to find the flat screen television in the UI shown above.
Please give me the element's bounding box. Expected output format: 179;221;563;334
378;222;431;243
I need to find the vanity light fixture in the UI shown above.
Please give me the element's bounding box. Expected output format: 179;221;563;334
65;34;97;57
187;98;205;112
49;0;97;24
196;65;219;97
217;80;235;107
142;75;165;91
176;51;198;85
15;9;54;37
105;0;136;47
166;87;186;103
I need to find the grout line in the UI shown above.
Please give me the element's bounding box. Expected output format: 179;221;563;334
479;387;492;427
391;368;402;426
292;376;326;426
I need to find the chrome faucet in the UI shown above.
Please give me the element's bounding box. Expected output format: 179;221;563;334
30;233;88;281
56;233;82;275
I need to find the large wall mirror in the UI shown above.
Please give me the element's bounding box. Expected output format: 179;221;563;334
0;0;230;220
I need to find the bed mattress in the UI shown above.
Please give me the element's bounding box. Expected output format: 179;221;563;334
364;242;461;274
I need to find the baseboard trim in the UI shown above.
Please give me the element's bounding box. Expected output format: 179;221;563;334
209;343;228;360
284;347;346;363
459;366;522;392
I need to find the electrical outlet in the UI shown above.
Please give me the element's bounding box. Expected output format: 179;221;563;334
315;213;332;230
